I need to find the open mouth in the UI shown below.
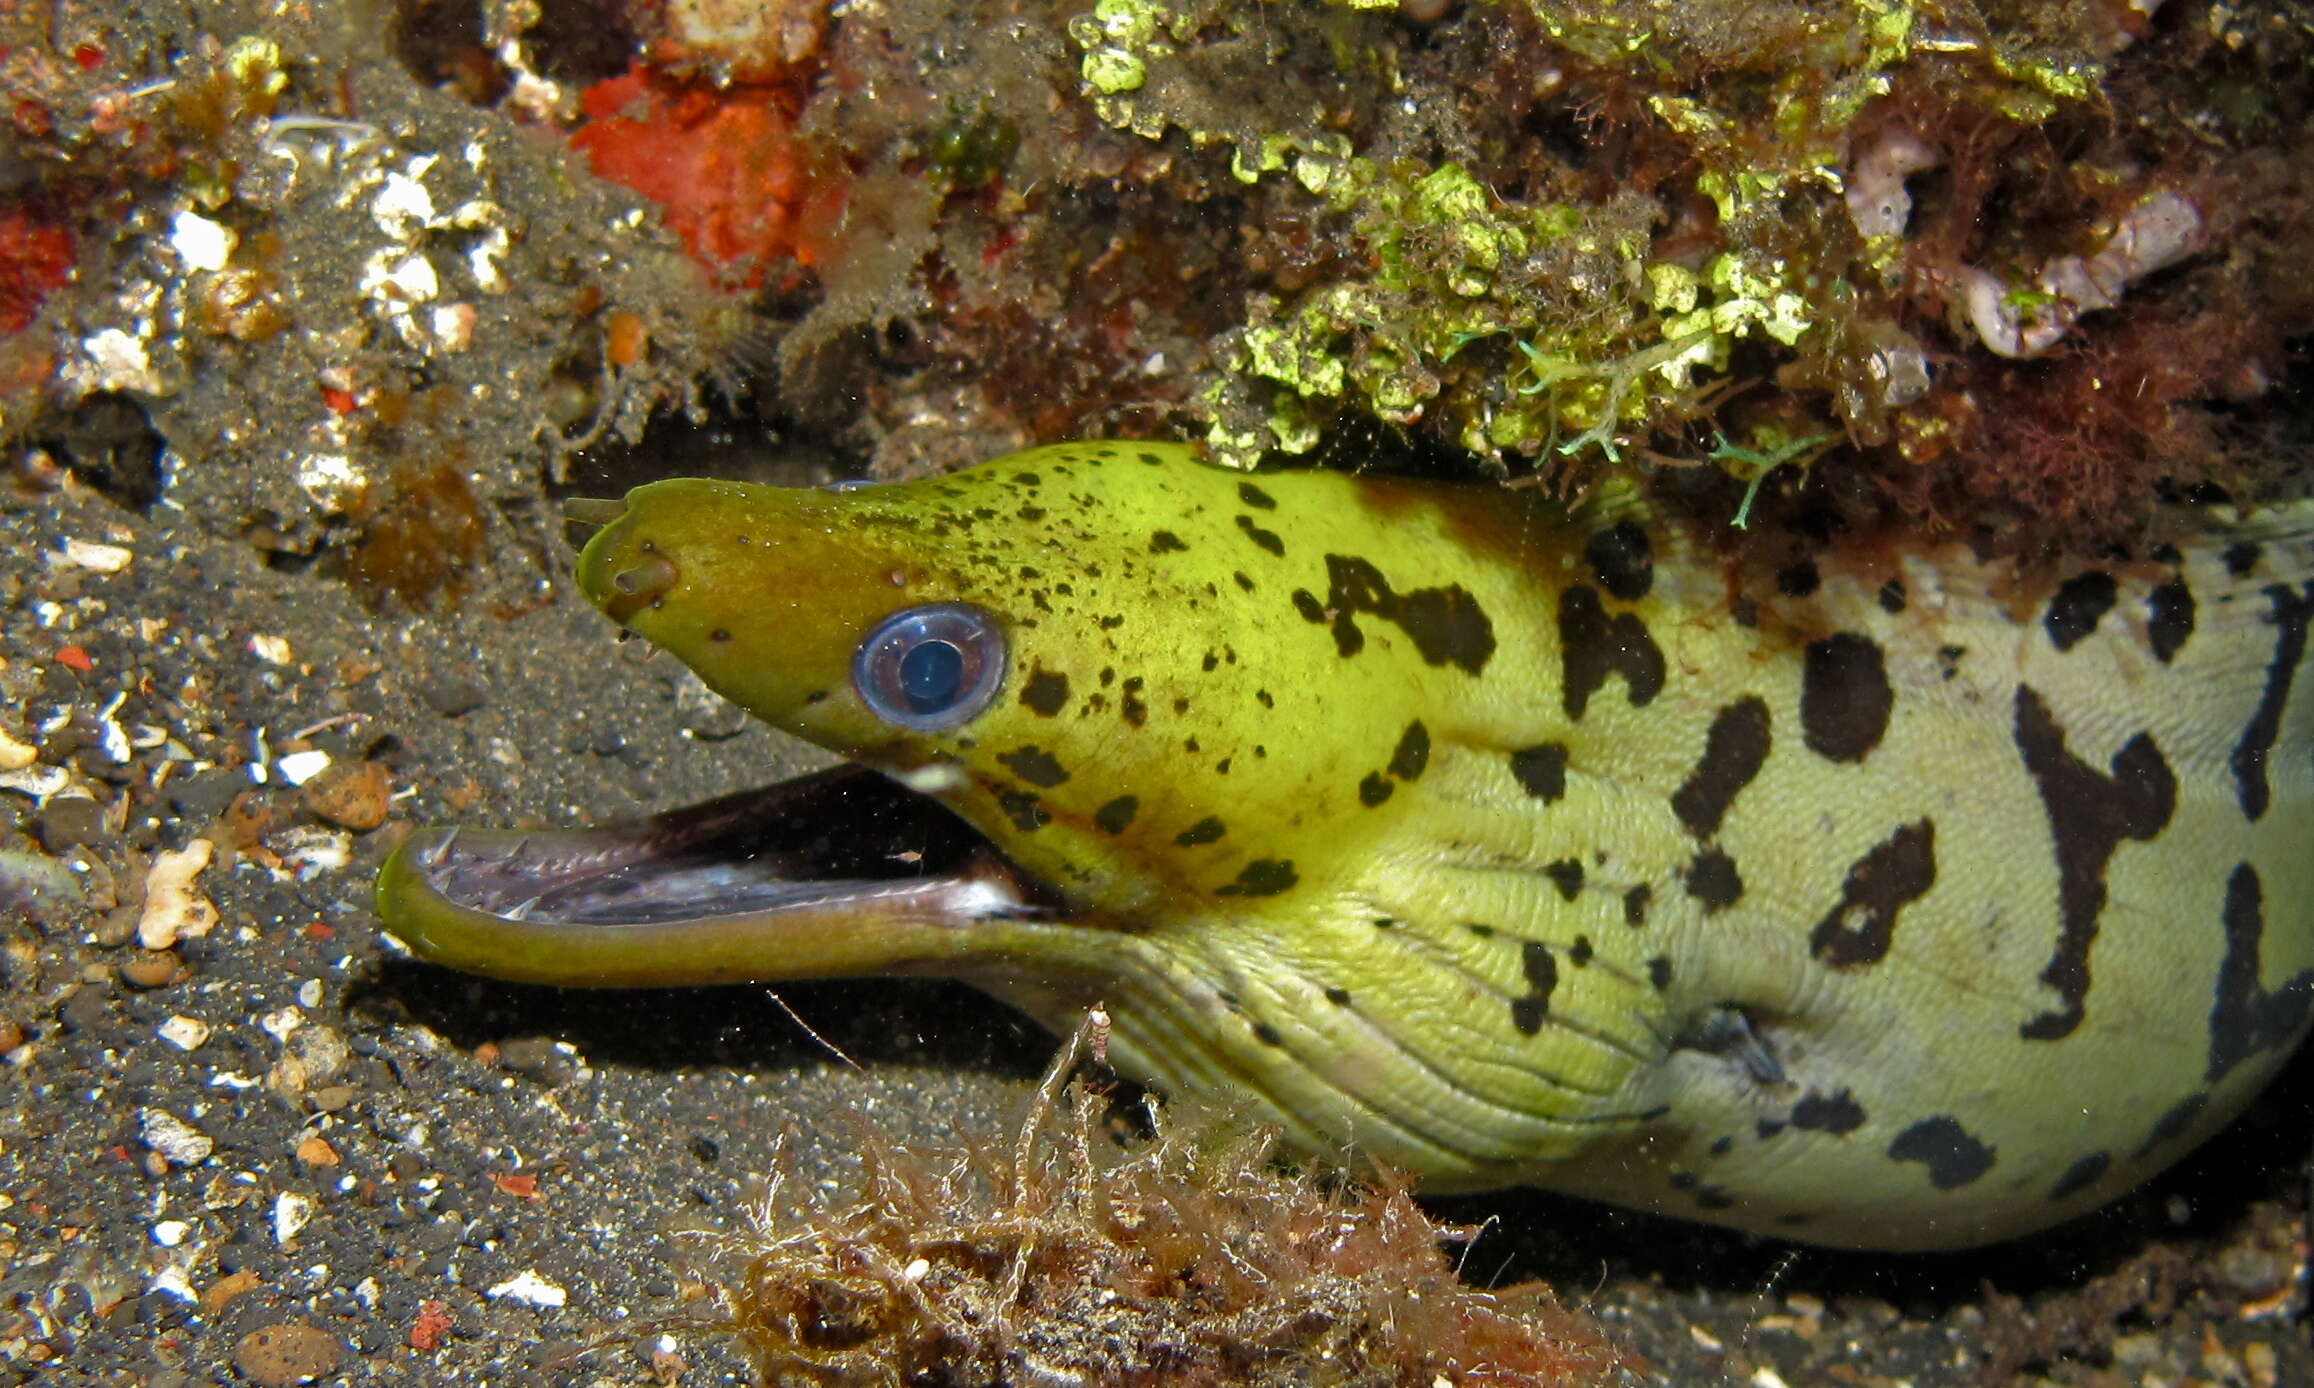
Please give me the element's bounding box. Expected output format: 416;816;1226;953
376;766;1057;988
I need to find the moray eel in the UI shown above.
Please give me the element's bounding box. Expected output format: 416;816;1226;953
375;442;2314;1251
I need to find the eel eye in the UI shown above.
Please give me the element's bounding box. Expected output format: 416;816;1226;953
852;602;1007;731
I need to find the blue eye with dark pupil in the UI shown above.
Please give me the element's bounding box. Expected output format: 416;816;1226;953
852;603;1006;732
898;638;965;713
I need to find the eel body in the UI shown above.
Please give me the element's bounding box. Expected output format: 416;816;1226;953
376;442;2314;1250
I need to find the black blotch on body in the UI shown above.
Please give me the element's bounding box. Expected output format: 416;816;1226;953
1544;859;1584;901
1569;935;1594;966
1877;579;1907;615
1510;942;1559;1036
1020;669;1070;717
996;746;1069;788
1324;986;1352;1006
2206;862;2314;1084
1509;744;1568;802
1120;677;1147;728
1583;521;1654;601
1175;816;1227;847
1252;1021;1284;1046
1684;847;1743;914
1298;554;1497;675
2048;1151;2110;1202
1217;860;1298;896
1670;697;1770;838
2228;582;2314;822
1149;530;1188;554
2146;579;2195;664
1559;585;1666;718
1801;633;1893;762
1237;481;1277;510
2044;571;2118;652
1886;1116;1995;1189
1623;884;1652;928
1094;795;1139;834
1777;561;1820;598
1358;773;1393;806
2225;541;2262;577
1790;1089;1867;1135
2134;1092;2208;1157
996;790;1049;832
1646;956;1672;990
1809;820;1938;969
1236;515;1286;556
2013;684;2177;1041
1388;722;1431;781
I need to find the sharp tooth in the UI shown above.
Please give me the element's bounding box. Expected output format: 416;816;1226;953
421;826;461;867
505;894;544;921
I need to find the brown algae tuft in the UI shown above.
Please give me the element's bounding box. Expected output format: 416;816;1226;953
695;1016;1640;1386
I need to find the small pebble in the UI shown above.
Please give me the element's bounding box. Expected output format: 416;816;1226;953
33;796;107;852
494;1035;578;1086
417;677;486;718
120;950;191;990
302;760;392;830
233;1321;344;1387
92;905;139;947
166;766;252;823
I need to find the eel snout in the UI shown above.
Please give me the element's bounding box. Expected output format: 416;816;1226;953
374;766;1054;989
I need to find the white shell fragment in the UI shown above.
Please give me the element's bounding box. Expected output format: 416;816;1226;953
138;840;220;950
275;749;332;785
59;538;134;573
168;210;237;272
157;1015;212;1051
273;1190;317;1246
139;1107;215;1166
486;1270;569;1308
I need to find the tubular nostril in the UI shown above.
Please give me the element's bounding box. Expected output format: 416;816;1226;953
562;497;628;526
611;549;679;598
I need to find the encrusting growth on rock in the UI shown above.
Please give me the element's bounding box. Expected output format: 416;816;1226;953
695;1014;1641;1387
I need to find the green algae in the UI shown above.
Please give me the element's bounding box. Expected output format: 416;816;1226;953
1061;0;2174;484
